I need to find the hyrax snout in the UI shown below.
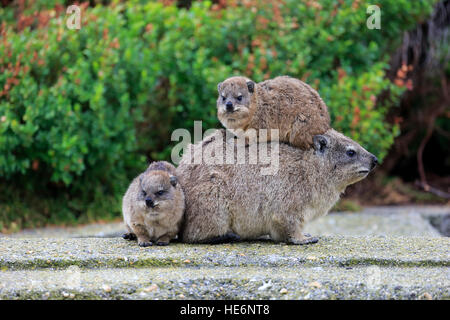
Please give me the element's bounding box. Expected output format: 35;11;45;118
177;129;377;244
122;161;185;247
217;75;330;149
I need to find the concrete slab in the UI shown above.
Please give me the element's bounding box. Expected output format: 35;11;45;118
0;237;448;270
1;266;448;300
0;235;448;300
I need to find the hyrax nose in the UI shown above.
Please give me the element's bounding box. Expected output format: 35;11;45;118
370;155;378;170
145;197;155;208
226;101;234;112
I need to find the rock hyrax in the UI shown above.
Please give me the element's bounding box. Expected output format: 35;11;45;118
122;161;185;247
177;129;377;244
217;76;330;149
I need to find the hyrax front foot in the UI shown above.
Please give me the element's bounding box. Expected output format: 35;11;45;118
137;234;153;247
138;240;153;247
122;233;137;241
288;235;319;245
132;224;152;247
156;235;171;246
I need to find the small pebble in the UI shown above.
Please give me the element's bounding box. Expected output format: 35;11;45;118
280;288;288;294
309;281;322;289
143;284;158;292
258;280;272;291
179;294;185;298
422;292;432;300
102;284;112;293
183;259;191;263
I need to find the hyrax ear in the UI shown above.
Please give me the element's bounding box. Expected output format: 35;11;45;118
217;82;222;93
246;80;255;93
169;175;178;187
313;135;329;153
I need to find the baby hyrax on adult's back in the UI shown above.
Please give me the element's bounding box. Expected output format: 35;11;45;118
122;161;185;247
217;76;330;149
177;129;377;244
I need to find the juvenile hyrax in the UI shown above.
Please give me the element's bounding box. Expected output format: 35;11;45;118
122;161;185;247
177;129;377;244
217;76;330;149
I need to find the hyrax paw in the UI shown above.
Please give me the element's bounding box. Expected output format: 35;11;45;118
289;236;319;245
122;233;137;241
138;241;153;247
156;241;169;246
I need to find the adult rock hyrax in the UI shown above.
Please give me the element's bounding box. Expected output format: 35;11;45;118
122;161;185;247
177;129;377;244
217;75;330;149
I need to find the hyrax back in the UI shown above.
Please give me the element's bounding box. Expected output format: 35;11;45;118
217;76;330;149
122;161;185;247
177;129;377;244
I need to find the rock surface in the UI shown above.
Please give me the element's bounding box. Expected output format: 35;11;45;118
0;236;448;299
305;207;444;237
0;206;448;300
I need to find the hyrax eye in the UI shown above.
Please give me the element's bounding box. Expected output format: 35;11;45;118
237;95;243;101
142;190;147;197
156;190;165;196
222;96;226;102
346;150;356;157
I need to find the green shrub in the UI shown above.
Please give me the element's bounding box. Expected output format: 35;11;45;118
0;0;437;229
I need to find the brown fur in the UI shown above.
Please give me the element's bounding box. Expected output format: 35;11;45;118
217;76;331;149
122;161;185;247
177;129;377;244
